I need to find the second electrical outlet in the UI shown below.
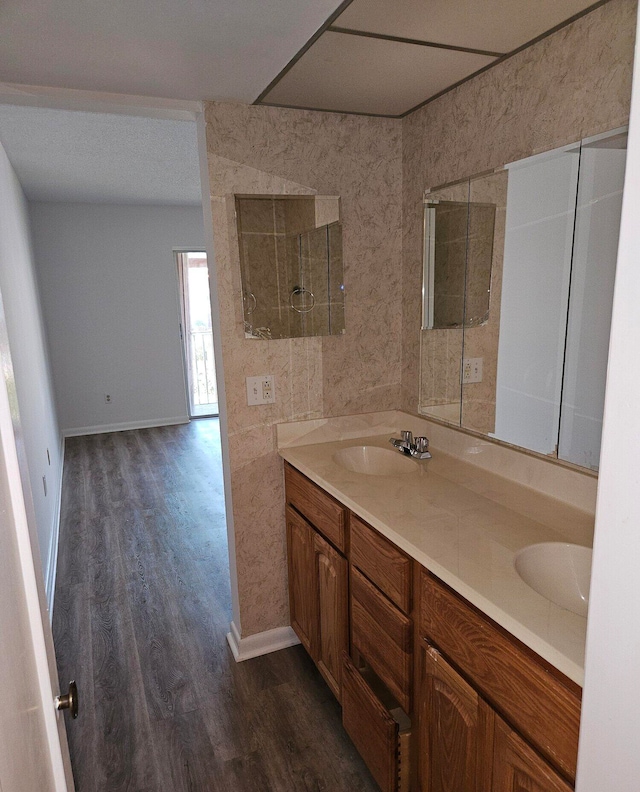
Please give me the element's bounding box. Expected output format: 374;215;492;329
246;375;275;405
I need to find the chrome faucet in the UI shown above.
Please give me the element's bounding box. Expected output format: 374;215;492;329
389;430;432;459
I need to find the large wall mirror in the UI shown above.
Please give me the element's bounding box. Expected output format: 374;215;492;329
236;195;344;340
419;126;628;471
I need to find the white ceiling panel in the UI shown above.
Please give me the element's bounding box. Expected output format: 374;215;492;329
262;31;496;116
336;0;600;54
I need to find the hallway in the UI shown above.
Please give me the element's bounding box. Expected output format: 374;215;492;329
52;420;376;791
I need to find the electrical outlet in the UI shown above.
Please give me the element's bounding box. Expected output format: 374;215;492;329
262;376;273;402
104;393;112;404
462;357;483;384
246;375;275;405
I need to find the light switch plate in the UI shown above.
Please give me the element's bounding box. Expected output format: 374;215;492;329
246;375;275;405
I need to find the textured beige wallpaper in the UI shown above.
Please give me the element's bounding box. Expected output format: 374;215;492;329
204;103;402;637
205;0;635;641
401;0;636;415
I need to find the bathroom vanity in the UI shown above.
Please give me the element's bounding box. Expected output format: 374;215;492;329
279;412;595;792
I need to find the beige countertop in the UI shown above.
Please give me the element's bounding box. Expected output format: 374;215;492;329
278;415;595;687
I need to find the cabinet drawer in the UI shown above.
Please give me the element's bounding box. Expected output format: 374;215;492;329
420;571;581;781
350;514;412;614
351;567;413;713
342;653;411;792
285;464;346;552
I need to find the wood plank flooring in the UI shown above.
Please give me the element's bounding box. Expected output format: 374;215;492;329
53;420;378;792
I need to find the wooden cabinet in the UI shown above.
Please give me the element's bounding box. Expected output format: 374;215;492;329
285;463;346;551
286;467;413;788
419;643;493;792
420;571;581;783
419;569;580;792
350;566;413;713
284;465;582;792
285;467;348;702
418;645;572;792
347;522;415;788
492;717;573;792
350;514;412;614
286;505;316;656
314;531;348;700
342;653;411;792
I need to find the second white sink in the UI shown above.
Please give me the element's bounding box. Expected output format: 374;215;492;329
515;542;592;617
333;445;417;476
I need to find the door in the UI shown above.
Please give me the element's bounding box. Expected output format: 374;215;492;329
0;298;74;791
176;250;218;417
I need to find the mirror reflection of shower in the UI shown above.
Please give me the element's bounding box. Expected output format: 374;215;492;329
422;198;495;330
236;195;345;340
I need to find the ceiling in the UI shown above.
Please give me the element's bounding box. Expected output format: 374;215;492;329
0;1;609;116
0;0;344;205
0;0;341;103
0;0;611;203
0;105;201;205
258;0;608;116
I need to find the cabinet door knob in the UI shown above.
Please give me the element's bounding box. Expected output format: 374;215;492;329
55;680;79;719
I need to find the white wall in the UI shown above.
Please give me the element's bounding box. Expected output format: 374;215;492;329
0;143;62;607
30;202;205;435
576;3;640;787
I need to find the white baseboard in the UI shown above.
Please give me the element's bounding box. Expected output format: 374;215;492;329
45;434;65;620
226;621;300;662
62;415;189;438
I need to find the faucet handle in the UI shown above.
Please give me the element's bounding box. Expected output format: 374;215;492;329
415;436;429;453
401;430;413;446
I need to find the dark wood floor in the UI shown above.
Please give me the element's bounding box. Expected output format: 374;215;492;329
53;419;378;792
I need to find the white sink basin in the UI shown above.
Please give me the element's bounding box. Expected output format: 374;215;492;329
332;445;417;476
514;542;592;617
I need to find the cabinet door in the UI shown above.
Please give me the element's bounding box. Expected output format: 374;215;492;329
286;506;317;656
492;716;573;792
420;571;580;780
419;643;493;792
314;531;349;701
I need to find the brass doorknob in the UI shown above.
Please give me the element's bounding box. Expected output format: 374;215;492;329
55;681;79;719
